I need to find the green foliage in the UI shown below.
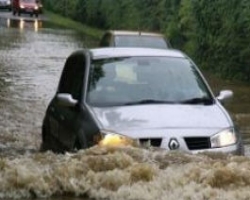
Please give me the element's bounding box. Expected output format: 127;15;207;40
43;0;250;83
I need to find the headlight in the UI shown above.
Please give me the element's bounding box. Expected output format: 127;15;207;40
20;5;24;8
99;130;137;147
211;128;237;148
34;6;38;9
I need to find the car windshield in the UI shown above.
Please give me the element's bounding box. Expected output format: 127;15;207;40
21;0;36;3
115;35;169;49
86;56;213;107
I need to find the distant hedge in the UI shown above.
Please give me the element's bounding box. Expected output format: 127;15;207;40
43;0;250;82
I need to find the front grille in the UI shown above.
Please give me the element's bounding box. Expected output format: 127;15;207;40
139;138;162;147
184;137;210;150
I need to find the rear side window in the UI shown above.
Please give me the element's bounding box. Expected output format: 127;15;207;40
57;53;85;100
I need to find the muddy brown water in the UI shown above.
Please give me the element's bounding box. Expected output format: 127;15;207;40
0;14;250;200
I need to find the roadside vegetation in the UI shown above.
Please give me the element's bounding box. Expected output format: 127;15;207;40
42;0;250;83
44;10;103;39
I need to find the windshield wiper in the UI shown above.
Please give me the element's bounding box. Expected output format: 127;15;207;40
124;99;176;106
180;97;214;105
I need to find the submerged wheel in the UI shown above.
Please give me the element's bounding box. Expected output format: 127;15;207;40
40;122;67;153
73;129;88;151
40;123;59;152
40;125;52;152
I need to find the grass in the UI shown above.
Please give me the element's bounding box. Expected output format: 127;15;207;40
43;10;104;39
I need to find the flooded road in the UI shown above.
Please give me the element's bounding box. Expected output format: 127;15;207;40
0;13;250;200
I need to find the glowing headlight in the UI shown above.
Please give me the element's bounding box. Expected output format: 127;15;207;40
20;5;24;8
34;6;38;9
211;128;237;148
99;131;137;147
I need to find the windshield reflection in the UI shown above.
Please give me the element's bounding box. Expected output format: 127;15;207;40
87;57;213;107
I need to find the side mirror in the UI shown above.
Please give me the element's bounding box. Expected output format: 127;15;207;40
56;93;78;107
216;90;233;103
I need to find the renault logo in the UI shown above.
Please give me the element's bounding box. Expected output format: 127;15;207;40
168;138;179;150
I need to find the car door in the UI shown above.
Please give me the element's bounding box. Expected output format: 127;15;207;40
49;51;86;150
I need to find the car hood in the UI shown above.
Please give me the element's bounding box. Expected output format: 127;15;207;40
90;104;231;133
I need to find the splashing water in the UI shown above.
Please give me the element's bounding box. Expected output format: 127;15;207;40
1;17;250;200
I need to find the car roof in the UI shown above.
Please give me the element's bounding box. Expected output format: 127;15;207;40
90;48;186;60
108;30;164;37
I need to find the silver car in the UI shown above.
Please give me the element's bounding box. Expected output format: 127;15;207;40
99;30;171;49
41;47;244;155
0;0;11;10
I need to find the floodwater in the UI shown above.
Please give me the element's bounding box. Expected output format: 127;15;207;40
0;12;250;200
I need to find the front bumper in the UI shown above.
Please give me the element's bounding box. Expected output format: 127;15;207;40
19;7;39;14
0;4;11;9
192;141;245;156
137;135;244;156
